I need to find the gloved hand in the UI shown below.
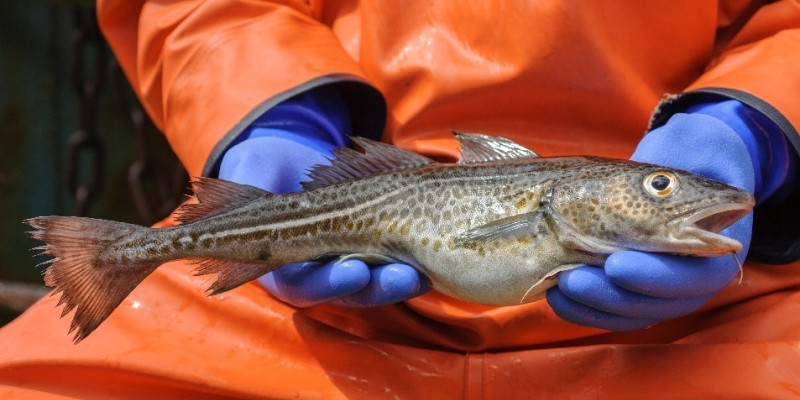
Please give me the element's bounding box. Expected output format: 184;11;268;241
218;87;429;307
547;99;796;330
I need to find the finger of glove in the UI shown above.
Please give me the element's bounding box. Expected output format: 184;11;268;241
631;113;755;194
605;214;752;298
554;266;715;320
329;263;431;307
605;251;740;299
258;259;371;308
219;135;334;193
546;286;661;331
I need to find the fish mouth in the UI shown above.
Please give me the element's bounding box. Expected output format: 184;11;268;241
668;201;754;255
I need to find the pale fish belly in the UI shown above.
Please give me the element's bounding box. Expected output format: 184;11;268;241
353;171;594;306
406;208;592;306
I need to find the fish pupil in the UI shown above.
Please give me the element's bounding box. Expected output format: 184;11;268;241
651;175;671;191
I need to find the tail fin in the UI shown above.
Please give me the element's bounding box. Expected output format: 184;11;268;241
26;216;159;343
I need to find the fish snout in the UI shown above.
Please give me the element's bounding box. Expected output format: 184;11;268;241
666;195;755;256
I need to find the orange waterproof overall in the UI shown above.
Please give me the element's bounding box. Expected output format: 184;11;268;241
2;1;800;398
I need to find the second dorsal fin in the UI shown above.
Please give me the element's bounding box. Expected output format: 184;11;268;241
175;177;270;224
302;137;435;191
455;132;539;163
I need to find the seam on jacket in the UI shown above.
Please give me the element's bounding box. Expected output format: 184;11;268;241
465;352;485;400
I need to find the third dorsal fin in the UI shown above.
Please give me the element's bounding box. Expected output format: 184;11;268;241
175;178;270;224
454;132;539;163
302;136;435;191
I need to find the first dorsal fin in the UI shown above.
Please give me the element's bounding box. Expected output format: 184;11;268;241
454;132;539;163
302;136;435;191
175;177;270;224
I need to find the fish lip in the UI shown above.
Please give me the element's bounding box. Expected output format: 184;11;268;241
668;201;754;255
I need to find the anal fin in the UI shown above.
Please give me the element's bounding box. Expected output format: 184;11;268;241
325;253;405;266
193;259;279;295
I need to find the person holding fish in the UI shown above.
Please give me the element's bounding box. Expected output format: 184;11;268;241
1;1;799;398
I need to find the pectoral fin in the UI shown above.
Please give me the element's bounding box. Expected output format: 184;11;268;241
454;212;544;247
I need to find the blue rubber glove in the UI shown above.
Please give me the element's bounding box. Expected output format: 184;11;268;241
547;100;796;330
218;87;429;307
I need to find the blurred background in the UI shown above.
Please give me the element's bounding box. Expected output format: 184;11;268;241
0;1;187;326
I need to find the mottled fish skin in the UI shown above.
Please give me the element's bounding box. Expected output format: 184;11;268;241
26;133;755;342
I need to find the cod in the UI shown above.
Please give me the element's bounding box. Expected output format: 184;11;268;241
27;133;754;343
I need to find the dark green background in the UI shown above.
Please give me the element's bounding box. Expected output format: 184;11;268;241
0;1;183;325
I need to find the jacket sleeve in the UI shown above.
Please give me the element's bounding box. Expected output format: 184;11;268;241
650;1;800;146
647;0;800;264
97;0;386;178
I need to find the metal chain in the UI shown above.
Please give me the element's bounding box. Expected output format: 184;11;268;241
68;5;186;223
110;61;188;225
67;8;105;216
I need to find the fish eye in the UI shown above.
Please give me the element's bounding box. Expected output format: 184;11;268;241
643;171;679;197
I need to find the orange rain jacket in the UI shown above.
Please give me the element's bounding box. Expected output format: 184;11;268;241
2;1;800;398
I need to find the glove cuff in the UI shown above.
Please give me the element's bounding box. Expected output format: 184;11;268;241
204;77;387;178
686;100;797;203
235;85;351;150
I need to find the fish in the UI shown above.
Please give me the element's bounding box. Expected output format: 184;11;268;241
26;133;755;343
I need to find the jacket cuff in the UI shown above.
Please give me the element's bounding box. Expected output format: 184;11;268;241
649;88;800;157
649;88;800;264
202;75;386;177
